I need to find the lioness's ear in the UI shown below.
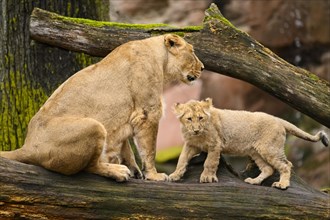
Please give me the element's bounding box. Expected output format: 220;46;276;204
201;98;213;116
164;34;185;55
173;103;185;118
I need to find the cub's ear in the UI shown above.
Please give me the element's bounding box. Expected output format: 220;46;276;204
204;98;213;106
164;34;185;55
173;103;185;118
201;98;213;116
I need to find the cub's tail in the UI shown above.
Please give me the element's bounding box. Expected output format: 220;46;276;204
279;119;329;147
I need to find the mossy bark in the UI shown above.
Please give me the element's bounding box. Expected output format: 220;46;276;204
0;155;329;219
0;0;109;151
30;4;330;127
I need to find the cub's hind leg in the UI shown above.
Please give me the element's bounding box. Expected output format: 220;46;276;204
256;134;292;189
268;155;292;190
244;153;274;185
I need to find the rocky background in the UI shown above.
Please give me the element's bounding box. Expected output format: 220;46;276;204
109;0;329;189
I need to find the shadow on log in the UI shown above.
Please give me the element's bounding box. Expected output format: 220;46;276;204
29;4;330;127
0;155;329;219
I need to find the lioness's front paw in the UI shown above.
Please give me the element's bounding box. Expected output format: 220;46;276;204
169;173;181;182
112;164;131;182
272;181;289;190
200;173;218;183
145;172;169;181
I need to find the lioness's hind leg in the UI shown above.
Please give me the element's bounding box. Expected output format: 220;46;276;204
244;153;274;185
83;133;131;182
121;140;143;179
86;162;131;182
36;117;108;175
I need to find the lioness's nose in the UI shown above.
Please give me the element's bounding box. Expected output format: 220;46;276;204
187;75;196;81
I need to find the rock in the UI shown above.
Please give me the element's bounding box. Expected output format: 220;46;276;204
224;0;330;47
109;0;211;25
200;71;292;116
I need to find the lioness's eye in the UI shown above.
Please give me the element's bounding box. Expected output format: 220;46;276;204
198;116;203;121
187;117;192;121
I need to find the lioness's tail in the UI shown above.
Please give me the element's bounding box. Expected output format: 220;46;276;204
0;146;30;162
279;119;329;147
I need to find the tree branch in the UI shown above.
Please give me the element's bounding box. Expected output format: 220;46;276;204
29;5;330;127
0;156;328;219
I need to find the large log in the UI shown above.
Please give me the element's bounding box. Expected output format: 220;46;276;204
29;5;330;127
0;155;329;219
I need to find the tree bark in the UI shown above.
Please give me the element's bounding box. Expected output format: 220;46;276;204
0;155;328;219
0;0;109;151
29;4;330;128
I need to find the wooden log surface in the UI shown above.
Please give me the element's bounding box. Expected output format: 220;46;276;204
29;4;330;127
0;155;329;219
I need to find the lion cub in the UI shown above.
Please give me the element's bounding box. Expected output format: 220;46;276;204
169;98;328;189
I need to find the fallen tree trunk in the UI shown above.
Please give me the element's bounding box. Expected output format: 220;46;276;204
0;156;329;219
29;4;330;127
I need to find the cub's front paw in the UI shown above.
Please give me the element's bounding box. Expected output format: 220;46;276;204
145;172;169;181
200;173;218;183
169;173;181;182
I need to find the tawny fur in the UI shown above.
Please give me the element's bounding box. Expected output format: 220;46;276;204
169;98;328;189
0;34;204;182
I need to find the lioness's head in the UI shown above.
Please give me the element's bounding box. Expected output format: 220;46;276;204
173;98;213;136
164;34;204;84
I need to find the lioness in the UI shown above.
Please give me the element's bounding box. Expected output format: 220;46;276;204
0;34;204;182
169;98;328;189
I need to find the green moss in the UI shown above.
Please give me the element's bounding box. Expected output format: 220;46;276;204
182;26;203;31
94;0;110;21
204;3;235;29
320;187;330;193
39;8;200;33
75;53;94;67
307;73;320;81
171;32;185;37
0;70;48;151
11;17;17;24
58;14;173;29
66;2;71;16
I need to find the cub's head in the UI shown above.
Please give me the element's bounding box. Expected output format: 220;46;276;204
164;34;204;84
173;98;213;136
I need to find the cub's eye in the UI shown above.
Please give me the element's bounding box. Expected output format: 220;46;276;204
198;116;203;121
187;117;192;121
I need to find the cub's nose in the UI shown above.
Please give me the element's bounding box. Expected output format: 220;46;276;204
201;66;204;71
187;75;196;82
194;130;200;135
